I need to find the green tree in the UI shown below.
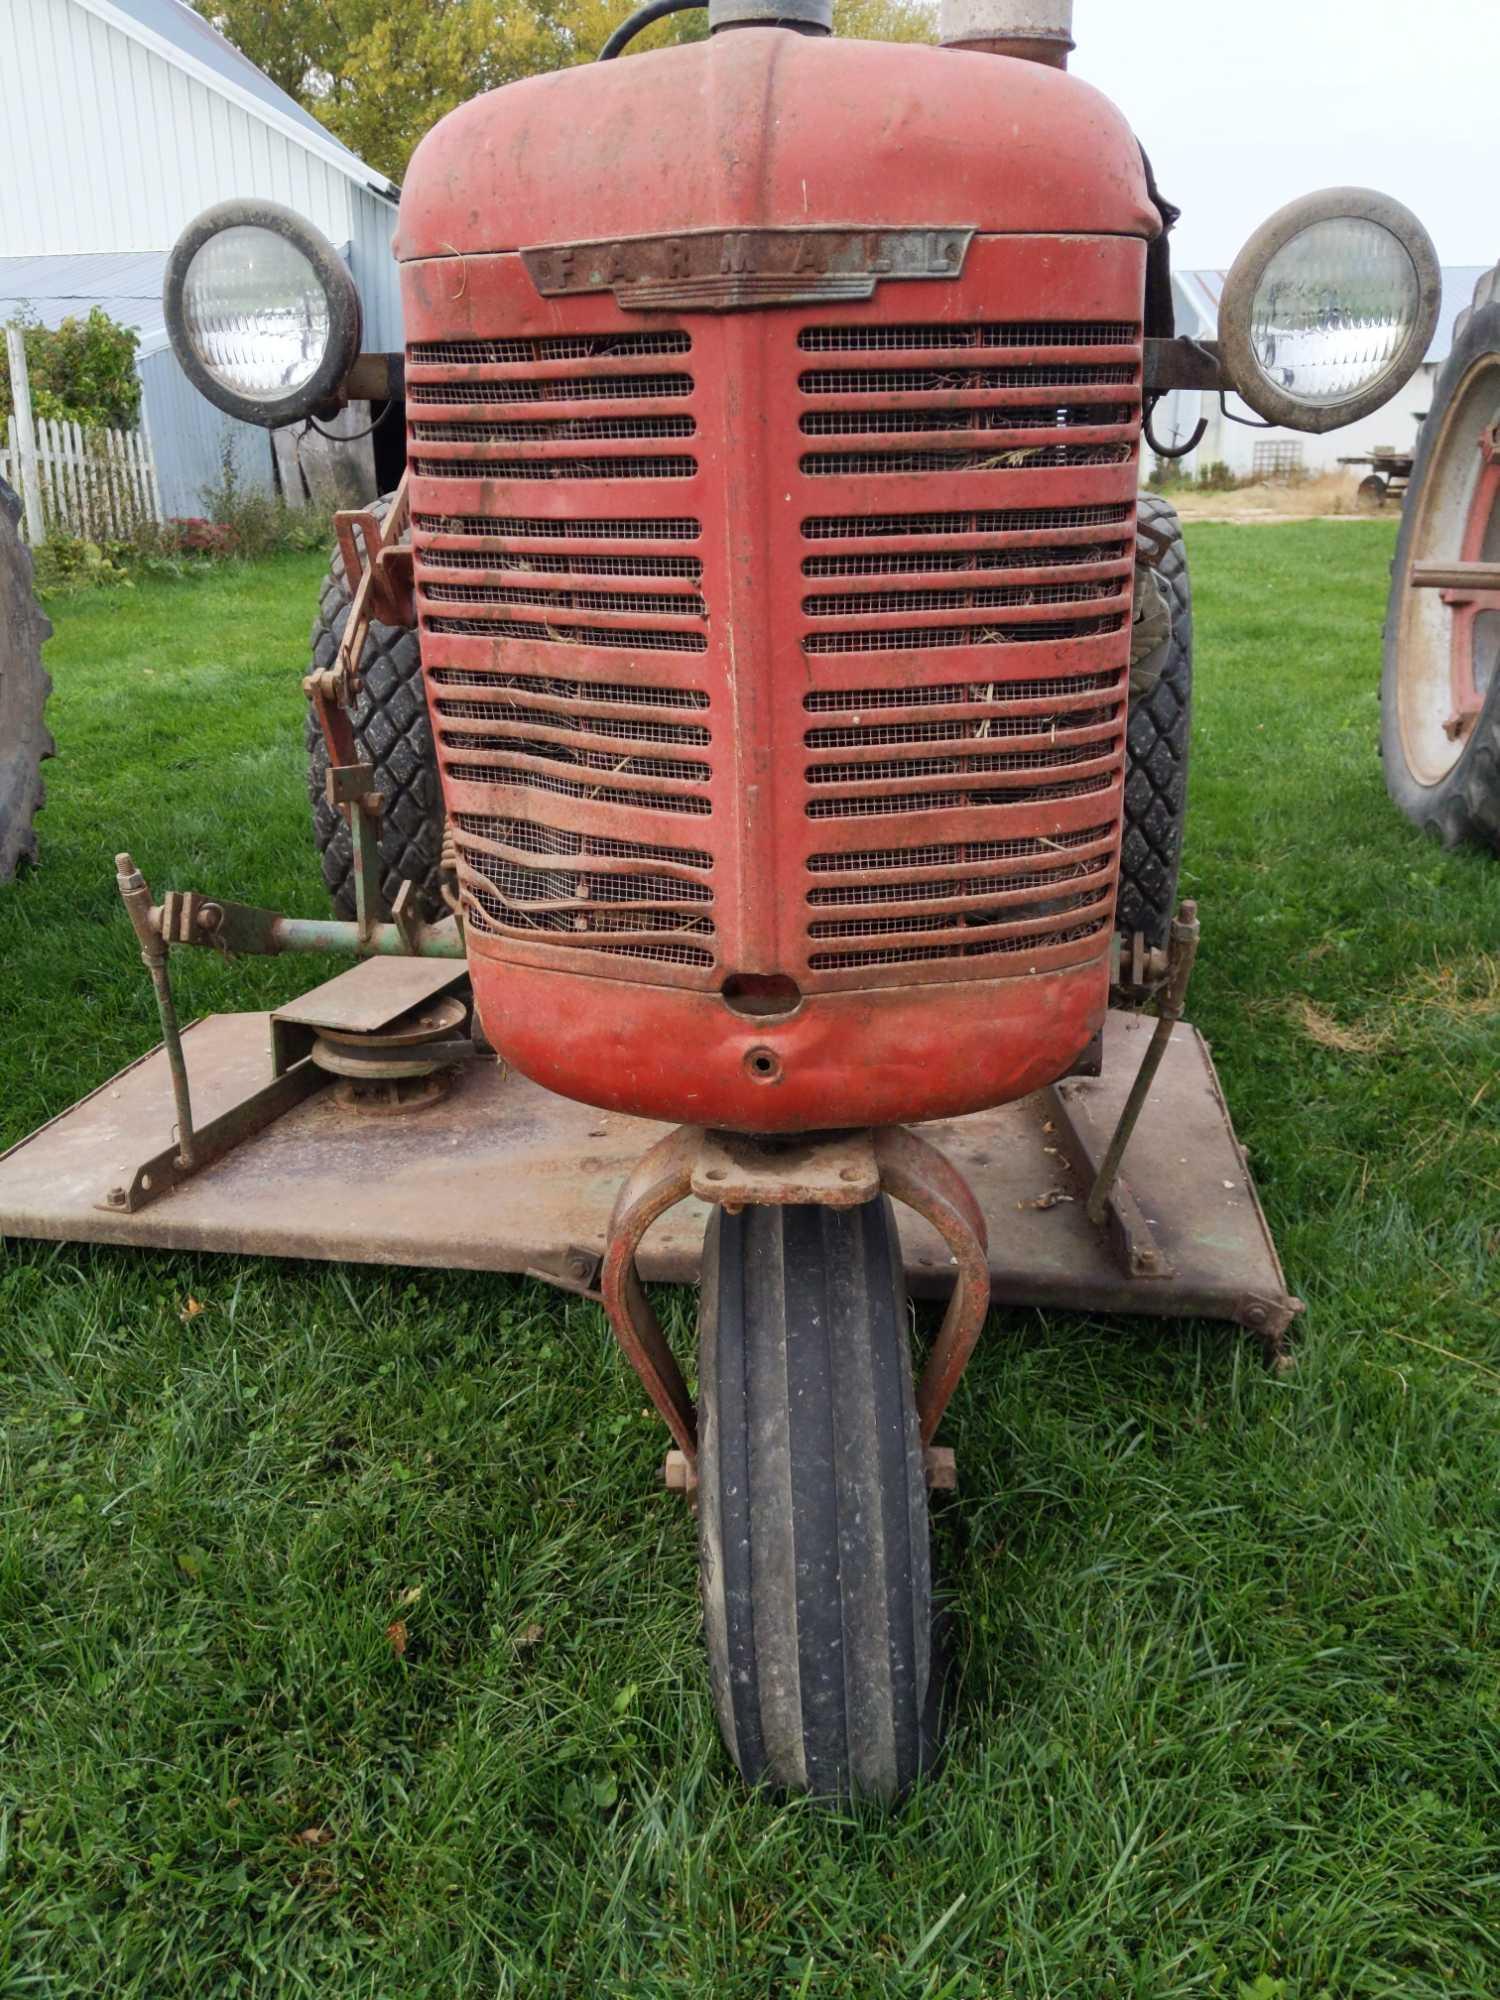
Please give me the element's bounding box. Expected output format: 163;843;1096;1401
202;0;933;183
0;308;142;430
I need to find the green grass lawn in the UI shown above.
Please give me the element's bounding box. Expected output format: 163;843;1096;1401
1;524;1497;1998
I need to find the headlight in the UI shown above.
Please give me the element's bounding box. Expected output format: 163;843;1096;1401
1218;189;1440;434
164;201;361;428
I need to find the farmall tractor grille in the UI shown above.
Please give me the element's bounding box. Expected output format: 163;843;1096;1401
406;237;1141;993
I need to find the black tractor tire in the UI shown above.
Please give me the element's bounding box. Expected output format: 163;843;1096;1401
697;1196;939;1804
1118;493;1193;952
1381;275;1500;854
0;476;54;882
305;495;446;920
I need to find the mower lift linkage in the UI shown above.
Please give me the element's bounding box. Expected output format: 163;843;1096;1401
106;476;444;1210
110;851;463;1214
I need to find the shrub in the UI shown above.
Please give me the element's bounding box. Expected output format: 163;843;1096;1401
0;306;142;430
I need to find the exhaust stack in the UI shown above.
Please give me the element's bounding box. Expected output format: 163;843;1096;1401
939;0;1074;66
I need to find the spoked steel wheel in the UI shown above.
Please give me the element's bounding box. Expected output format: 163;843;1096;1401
1383;288;1500;852
697;1197;940;1803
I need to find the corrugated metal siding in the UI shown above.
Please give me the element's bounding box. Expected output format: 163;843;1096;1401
139;346;276;516
3;0;354;254
348;185;402;351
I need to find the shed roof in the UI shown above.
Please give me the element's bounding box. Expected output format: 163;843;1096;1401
0;250;171;353
73;0;397;199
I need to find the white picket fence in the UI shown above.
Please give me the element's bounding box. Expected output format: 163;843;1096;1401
2;325;162;543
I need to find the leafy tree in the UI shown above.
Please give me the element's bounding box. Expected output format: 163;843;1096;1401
0;308;142;430
202;0;934;182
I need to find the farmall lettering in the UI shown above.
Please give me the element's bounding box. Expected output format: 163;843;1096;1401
519;225;974;310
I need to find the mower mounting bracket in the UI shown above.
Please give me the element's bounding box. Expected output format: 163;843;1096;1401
601;1122;992;1467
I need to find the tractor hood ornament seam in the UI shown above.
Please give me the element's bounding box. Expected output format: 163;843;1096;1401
520;226;975;311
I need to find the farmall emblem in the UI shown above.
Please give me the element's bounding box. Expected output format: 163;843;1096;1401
520;227;975;312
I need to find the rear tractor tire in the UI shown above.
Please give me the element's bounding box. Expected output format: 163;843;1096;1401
1381;267;1500;854
304;493;448;919
697;1197;940;1803
0;476;54;881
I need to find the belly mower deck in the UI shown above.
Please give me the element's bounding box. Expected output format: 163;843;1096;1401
0;955;1300;1358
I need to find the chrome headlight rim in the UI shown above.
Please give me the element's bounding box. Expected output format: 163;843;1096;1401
163;199;362;429
1219;186;1442;435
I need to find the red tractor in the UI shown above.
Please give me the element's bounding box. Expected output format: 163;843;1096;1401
4;0;1442;1800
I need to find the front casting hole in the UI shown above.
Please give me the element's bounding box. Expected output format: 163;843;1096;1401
744;1047;783;1084
721;973;803;1021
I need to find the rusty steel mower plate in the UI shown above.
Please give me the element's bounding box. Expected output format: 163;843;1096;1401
0;977;1298;1348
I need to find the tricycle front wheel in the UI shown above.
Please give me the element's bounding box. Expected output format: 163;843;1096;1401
697;1196;941;1803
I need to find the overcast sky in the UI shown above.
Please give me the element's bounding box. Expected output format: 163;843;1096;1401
1068;0;1495;272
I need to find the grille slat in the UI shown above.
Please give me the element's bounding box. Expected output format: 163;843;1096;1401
808;856;1114;912
809;916;1110;971
803;544;1128;580
414;455;698;482
803;505;1132;542
800;364;1138;395
803;614;1126;655
804;580;1125;619
426;615;708;653
411;373;694;406
805;708;1120;752
799;406;1136;439
436;702;710;749
803;670;1124;714
415;513;700;543
430;668;708;712
802;445;1134;477
806;741;1119;789
413;415;697;445
798;323;1137;353
422;549;703;580
808;825;1115;873
440;734;709;785
808;886;1112;943
806;772;1119;820
410;333;692;366
454;812;711;872
447;766;713;816
422;580;706;618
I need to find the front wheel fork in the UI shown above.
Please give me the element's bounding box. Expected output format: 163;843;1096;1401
599;1123;991;1476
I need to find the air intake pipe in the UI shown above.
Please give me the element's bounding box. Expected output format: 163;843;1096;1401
938;0;1074;66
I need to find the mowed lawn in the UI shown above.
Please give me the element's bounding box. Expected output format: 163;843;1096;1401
1;522;1498;1999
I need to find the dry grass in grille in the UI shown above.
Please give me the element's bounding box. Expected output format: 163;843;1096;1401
807;856;1113;906
410;373;694;405
431;670;708;711
415;513;701;541
808;914;1111;970
412;455;697;481
802;503;1132;539
797;321;1138;351
802;543;1129;578
803;671;1124;712
425;615;707;653
803;613;1126;654
407;331;691;364
805;771;1119;818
